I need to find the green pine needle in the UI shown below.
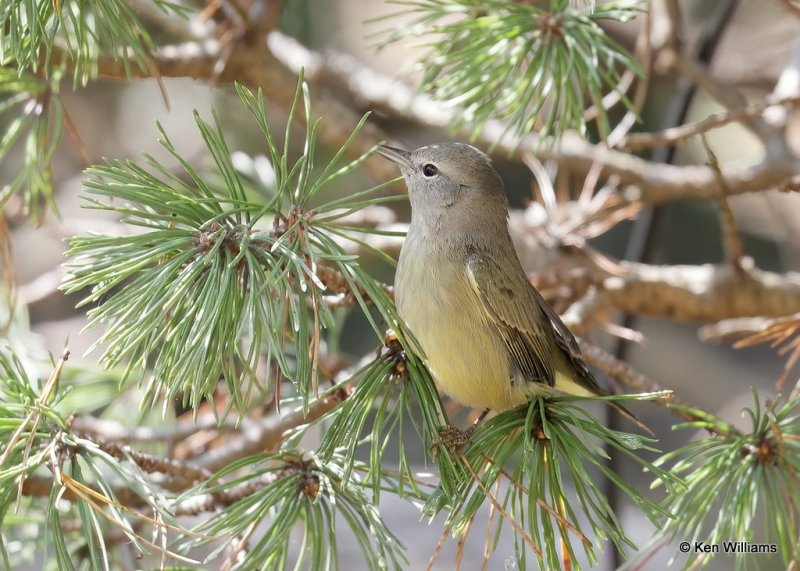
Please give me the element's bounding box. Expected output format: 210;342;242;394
316;334;465;503
374;0;643;143
0;66;63;220
0;346;68;488
0;0;189;86
437;393;677;570
654;389;800;569
185;451;408;571
45;434;193;570
61;77;403;416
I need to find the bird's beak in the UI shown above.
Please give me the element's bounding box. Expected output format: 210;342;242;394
377;145;414;172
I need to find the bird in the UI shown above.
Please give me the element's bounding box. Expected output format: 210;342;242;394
378;142;638;440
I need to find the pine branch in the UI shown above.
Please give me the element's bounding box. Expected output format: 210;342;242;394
1;0;190;85
0;347;196;569
558;257;800;324
653;391;800;569
372;0;643;141
436;393;678;569
0;67;63;220
182;452;408;570
620;94;800;150
44;28;798;203
60;76;402;414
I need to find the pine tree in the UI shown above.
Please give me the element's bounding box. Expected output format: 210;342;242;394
1;1;799;569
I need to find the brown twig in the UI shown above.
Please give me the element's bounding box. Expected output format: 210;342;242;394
316;264;394;300
699;312;800;390
701;135;746;272
607;6;653;147
649;0;682;56
174;472;279;516
781;0;800;18
426;526;453;571
664;49;784;145
697;315;779;342
86;439;212;484
50;31;800;205
459;454;543;559
196;380;353;472
70;413;243;445
579;340;666;397
598;260;800;322
577;340;741;432
21;474;148;508
620;95;800;150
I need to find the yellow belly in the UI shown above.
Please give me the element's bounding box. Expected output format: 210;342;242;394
396;252;528;411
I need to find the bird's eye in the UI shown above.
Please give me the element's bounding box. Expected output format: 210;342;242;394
422;163;438;177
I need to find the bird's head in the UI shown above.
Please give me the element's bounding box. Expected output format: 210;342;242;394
378;142;509;230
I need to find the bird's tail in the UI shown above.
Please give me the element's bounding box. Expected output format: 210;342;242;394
553;370;653;435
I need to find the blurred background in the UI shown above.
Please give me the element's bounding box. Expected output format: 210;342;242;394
4;0;800;569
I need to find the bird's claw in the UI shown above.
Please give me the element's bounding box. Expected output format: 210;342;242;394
431;425;474;459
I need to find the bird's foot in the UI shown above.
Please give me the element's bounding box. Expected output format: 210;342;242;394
431;409;491;459
380;330;408;378
431;425;474;459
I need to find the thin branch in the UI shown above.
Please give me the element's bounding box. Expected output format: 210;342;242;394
55;32;800;204
86;440;212;483
699;312;800;389
702;136;746;271
174;472;279;516
667;49;748;112
316;264;394;301
766;36;800;127
70;413;242;444
579;340;665;396
556;244;800;324
649;0;682;56
594;260;800;322
607;6;653;147
51;37;396;182
21;474;148;507
781;0;800;17
620;94;800;150
128;0;205;41
698;315;784;342
295;31;800;202
578;341;737;433
196;383;351;472
265;0;285;33
20;468;278;517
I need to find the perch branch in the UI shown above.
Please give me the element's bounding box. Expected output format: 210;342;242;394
85;440;212;483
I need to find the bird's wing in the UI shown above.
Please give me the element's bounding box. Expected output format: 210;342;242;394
536;292;606;396
466;253;555;386
466;252;606;396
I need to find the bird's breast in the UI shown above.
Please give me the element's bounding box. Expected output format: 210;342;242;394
395;238;527;410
